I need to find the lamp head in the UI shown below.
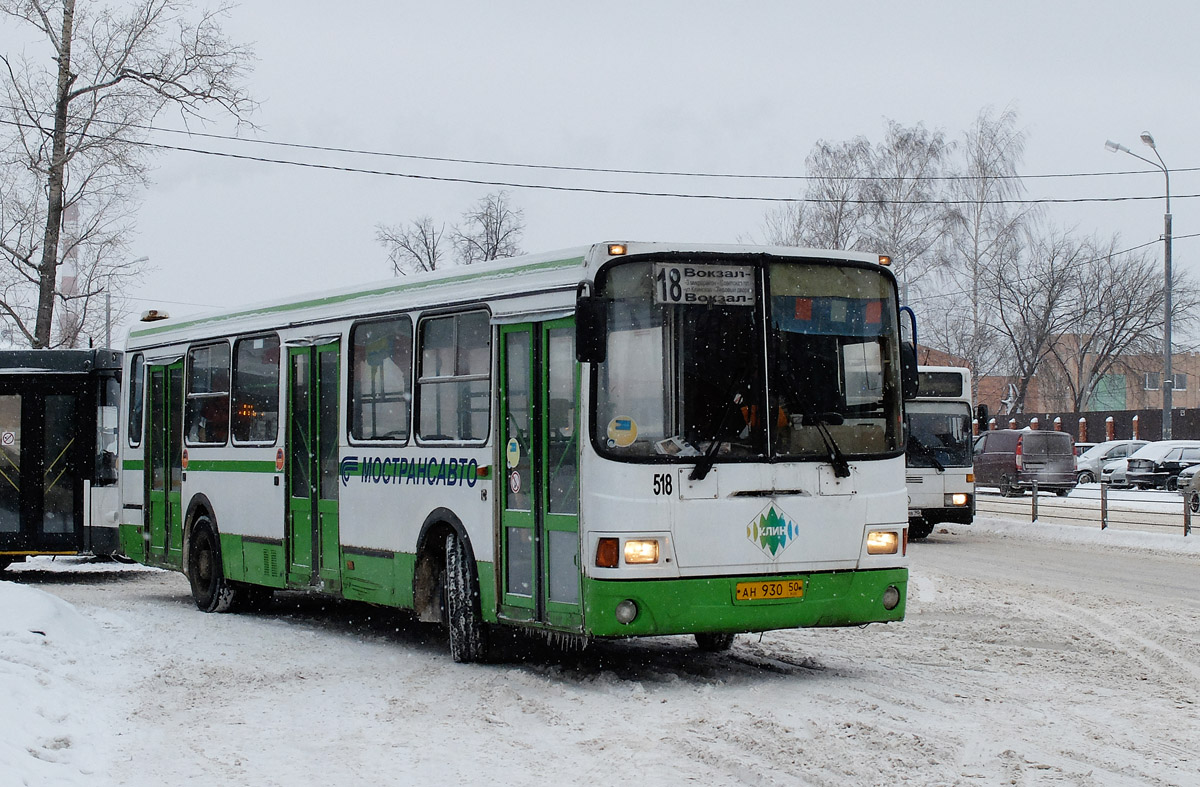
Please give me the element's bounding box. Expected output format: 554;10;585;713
1140;131;1156;149
1104;140;1123;153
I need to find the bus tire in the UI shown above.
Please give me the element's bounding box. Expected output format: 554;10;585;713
187;517;237;614
695;632;736;652
445;531;488;663
0;557;11;573
909;518;934;540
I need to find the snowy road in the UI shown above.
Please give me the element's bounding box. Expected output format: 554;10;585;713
3;519;1198;786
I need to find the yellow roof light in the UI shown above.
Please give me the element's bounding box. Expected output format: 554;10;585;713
140;309;169;322
878;255;892;266
608;243;627;256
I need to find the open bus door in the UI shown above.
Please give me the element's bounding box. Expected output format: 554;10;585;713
497;318;582;630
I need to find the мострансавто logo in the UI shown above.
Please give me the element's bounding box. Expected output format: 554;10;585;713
747;503;800;558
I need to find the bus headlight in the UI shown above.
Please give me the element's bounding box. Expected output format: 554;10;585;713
866;531;899;555
624;539;659;564
945;493;969;507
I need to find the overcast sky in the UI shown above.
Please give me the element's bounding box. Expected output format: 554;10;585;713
6;1;1200;338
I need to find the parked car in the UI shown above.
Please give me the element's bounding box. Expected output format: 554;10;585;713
1074;442;1097;457
1123;440;1200;489
1075;440;1148;484
1100;458;1130;487
1182;468;1200;512
973;429;1076;497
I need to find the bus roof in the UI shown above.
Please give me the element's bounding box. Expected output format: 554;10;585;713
126;242;893;349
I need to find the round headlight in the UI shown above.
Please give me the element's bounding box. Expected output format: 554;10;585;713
882;585;901;611
615;599;639;625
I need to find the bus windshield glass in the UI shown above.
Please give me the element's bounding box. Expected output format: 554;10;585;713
905;401;973;468
593;257;903;462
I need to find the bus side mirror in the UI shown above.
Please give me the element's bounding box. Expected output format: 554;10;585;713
900;341;919;400
576;293;606;364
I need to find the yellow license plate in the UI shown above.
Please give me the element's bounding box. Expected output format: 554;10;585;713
735;580;805;601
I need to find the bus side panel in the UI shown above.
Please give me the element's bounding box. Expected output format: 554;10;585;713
337;448;494;610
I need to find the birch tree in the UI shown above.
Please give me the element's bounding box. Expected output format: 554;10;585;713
0;0;255;347
376;216;447;275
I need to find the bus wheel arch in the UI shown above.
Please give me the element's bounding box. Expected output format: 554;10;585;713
413;508;470;623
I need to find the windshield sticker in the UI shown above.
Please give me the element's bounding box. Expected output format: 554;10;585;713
747;503;800;558
505;437;521;468
652;263;754;306
607;416;638;448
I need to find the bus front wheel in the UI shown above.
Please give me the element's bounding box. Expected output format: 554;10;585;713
445;531;488;663
695;632;736;652
187;517;238;613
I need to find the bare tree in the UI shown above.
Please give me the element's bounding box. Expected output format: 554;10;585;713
1041;238;1198;412
987;225;1089;412
936;106;1035;395
376;216;447;275
0;0;255;348
452;190;524;265
860;121;954;299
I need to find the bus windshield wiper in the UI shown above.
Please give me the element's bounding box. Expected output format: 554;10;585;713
803;412;851;478
907;437;945;473
689;364;753;482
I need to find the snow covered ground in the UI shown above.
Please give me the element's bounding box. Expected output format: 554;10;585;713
3;511;1198;786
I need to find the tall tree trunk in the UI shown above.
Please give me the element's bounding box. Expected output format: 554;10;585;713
33;0;76;349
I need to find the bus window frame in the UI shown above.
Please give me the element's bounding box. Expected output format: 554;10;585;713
230;332;282;447
348;314;415;445
127;353;145;448
414;308;491;446
184;340;232;447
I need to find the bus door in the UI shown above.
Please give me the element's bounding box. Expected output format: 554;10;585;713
498;319;581;629
0;380;85;554
286;342;341;589
146;361;184;564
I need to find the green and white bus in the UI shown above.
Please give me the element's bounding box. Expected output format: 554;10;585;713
119;242;915;661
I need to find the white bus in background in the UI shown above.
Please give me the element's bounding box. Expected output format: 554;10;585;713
119;242;917;662
905;366;974;539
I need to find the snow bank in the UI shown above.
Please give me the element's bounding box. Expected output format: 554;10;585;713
0;581;109;786
964;515;1200;556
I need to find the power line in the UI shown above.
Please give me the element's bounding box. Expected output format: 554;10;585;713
2;105;1198;185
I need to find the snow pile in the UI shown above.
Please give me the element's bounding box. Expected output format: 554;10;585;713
967;515;1200;556
0;581;109;786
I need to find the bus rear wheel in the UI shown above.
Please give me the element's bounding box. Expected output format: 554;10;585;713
187;518;238;613
909;518;935;540
695;632;736;652
445;531;488;663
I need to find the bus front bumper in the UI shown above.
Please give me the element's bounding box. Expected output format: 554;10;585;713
582;567;907;638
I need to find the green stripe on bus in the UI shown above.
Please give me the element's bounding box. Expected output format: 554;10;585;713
123;459;145;470
130;256;585;338
184;459;279;473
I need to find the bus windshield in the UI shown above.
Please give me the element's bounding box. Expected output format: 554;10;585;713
593;257;904;462
905;401;973;469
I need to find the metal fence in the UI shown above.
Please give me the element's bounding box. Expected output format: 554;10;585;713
975;482;1193;536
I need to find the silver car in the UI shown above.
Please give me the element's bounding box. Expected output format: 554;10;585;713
1075;440;1147;484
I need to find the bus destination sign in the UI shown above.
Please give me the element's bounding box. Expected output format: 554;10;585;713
652;262;755;306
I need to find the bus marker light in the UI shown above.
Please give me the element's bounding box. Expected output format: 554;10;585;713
877;255;892;266
608;243;627;256
866;531;899;555
615;600;639;624
624;539;659;564
966;473;975;483
882;585;901;610
596;538;619;568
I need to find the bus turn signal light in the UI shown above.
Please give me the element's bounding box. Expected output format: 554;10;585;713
866;531;899;555
596;538;619;568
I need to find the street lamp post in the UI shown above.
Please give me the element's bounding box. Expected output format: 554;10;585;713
1106;133;1173;439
